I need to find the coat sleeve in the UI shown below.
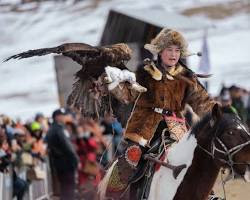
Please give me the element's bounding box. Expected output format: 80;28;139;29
184;79;218;118
109;82;140;104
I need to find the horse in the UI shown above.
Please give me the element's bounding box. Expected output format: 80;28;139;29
98;104;250;200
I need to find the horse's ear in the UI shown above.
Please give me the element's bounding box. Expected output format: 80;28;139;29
211;103;222;123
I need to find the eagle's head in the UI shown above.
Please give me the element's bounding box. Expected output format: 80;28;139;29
112;43;132;60
104;43;132;67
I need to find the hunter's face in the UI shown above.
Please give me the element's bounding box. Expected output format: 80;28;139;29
160;45;180;67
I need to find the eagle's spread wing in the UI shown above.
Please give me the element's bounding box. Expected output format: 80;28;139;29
4;43;97;61
4;42;133;121
4;42;132;78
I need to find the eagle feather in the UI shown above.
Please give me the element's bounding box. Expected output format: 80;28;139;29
4;42;133;120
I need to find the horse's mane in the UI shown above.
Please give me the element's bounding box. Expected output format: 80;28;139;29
190;112;240;139
190;113;211;136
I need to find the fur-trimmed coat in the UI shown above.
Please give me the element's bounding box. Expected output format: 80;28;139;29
110;61;217;145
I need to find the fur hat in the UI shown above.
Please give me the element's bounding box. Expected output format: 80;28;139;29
144;28;189;57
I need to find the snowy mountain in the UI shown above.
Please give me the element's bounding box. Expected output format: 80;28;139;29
0;0;249;120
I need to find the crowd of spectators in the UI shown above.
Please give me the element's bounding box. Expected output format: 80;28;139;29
1;84;250;200
216;85;250;126
0;112;49;200
0;108;124;200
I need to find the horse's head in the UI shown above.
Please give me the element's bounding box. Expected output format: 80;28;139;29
197;104;250;181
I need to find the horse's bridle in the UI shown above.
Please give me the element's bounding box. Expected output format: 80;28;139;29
198;118;250;179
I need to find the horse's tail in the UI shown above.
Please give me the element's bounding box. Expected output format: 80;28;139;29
98;159;118;200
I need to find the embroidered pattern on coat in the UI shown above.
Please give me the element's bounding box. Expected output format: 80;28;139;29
107;164;127;192
125;145;142;167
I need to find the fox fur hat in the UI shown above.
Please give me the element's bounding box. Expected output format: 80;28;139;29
144;28;189;57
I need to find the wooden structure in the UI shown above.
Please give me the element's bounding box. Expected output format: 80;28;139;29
54;55;81;107
100;8;211;60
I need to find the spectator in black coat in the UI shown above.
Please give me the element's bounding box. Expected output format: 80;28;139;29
47;108;79;200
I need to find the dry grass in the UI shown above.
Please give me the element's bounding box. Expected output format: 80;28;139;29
181;1;250;19
213;171;250;200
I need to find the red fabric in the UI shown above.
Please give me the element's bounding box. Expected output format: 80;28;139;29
163;112;186;123
88;138;98;148
94;171;102;186
155;154;166;171
73;137;100;186
126;146;141;163
87;153;96;162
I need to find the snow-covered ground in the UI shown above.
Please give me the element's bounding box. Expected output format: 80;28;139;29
0;0;249;120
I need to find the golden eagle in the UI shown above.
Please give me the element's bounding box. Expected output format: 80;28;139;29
4;43;132;77
4;42;134;122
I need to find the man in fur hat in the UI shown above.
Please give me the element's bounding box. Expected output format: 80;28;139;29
103;28;217;199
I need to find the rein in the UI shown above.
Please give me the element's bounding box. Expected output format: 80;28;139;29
199;119;250;172
198;118;250;200
199;137;250;170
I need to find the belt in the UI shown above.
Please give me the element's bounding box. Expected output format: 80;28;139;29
136;105;173;116
153;107;172;116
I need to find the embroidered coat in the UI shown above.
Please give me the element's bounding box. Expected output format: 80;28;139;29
110;61;217;145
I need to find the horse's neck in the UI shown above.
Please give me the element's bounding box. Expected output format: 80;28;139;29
174;147;220;200
148;132;197;200
148;133;221;200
